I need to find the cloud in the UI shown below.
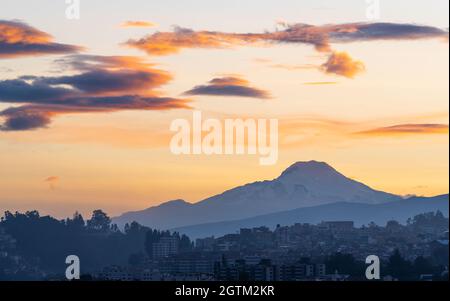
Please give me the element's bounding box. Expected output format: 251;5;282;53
260;55;365;79
44;176;59;190
125;22;447;79
0;55;191;130
0;20;82;58
321;52;365;78
183;76;271;99
356;124;449;136
0;96;190;131
125;22;448;56
44;176;59;182
0;55;174;100
40;67;171;96
121;21;157;28
1;111;52;131
329;22;449;43
125;26;265;56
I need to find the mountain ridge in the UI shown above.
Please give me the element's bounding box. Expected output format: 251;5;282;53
113;161;402;229
172;194;449;239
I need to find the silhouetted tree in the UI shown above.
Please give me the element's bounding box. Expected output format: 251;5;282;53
87;210;111;232
387;249;413;280
325;253;365;277
179;234;192;252
66;212;85;230
413;256;434;275
0;210;160;274
145;229;160;258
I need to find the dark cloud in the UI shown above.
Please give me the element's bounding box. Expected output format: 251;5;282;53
0;110;51;131
0;95;190;131
0;55;191;130
43;69;170;95
329;23;449;42
356;124;449;136
0;20;81;58
184;77;271;99
0;78;73;103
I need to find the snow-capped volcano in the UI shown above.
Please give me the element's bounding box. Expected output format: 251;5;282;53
277;161;395;205
113;161;401;230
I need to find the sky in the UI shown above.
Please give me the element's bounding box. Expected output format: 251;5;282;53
0;0;449;218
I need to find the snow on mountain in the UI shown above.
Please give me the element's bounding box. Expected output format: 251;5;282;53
112;161;401;230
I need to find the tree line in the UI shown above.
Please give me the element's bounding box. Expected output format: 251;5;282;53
0;209;192;279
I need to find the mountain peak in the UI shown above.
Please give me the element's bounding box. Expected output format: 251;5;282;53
290;160;332;168
163;199;189;206
280;160;337;178
147;199;190;210
113;160;402;230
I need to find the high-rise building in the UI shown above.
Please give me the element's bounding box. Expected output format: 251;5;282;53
152;236;179;259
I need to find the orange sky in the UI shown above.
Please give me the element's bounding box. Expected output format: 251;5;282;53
0;1;448;218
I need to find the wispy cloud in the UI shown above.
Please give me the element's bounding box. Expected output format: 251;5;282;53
120;21;157;28
184;76;271;99
125;26;263;56
356;124;449;136
125;22;448;55
0;20;82;58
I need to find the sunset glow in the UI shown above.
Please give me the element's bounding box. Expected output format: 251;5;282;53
0;0;448;218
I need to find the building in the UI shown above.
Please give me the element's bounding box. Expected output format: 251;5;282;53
247;264;276;281
322;221;355;232
214;260;276;281
98;266;149;281
195;236;215;251
0;227;16;258
316;264;326;277
277;263;326;281
159;258;214;275
152;236;179;259
244;255;263;266
274;226;290;245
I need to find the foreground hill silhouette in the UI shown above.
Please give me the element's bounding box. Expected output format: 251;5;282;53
113;161;403;230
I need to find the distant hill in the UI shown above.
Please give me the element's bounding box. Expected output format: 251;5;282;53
113;161;401;229
172;194;449;239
